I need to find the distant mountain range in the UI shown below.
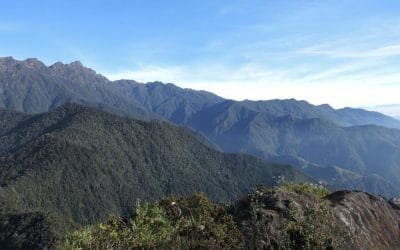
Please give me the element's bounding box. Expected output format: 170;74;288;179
1;57;400;197
1;57;399;128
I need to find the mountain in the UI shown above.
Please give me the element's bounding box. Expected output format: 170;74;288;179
0;57;223;122
0;103;310;233
0;57;154;120
186;99;400;129
268;155;400;197
187;102;400;196
2;57;400;196
335;106;400;128
113;80;224;124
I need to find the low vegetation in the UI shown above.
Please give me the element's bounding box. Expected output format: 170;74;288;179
278;194;340;249
278;182;330;198
58;193;242;249
57;183;351;249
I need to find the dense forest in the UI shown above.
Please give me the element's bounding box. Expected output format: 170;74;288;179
0;104;310;247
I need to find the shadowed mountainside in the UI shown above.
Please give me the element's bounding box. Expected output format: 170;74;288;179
0;103;310;233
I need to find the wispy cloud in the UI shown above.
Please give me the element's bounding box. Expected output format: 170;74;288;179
300;43;400;59
106;65;185;82
104;12;400;108
100;2;400;109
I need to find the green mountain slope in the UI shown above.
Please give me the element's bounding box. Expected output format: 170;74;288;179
113;80;224;124
0;104;310;231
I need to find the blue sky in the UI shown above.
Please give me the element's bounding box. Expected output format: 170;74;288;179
1;0;400;110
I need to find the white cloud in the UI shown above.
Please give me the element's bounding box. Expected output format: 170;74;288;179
300;44;400;59
365;104;400;119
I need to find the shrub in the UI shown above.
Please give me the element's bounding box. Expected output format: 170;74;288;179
278;182;330;198
276;183;349;249
58;201;175;249
160;193;243;249
58;194;243;249
280;200;336;249
57;227;93;250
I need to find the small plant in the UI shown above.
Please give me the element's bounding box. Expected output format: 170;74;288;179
160;193;243;249
278;199;338;249
57;227;93;250
129;200;175;248
274;183;350;249
279;182;330;198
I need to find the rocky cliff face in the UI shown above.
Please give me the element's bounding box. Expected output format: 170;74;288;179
231;185;400;249
328;191;400;249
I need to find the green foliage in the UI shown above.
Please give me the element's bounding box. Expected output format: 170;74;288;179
278;182;330;198
275;184;349;249
58;203;174;249
160;193;243;249
279;200;337;249
58;227;93;250
58;194;242;249
130;201;174;247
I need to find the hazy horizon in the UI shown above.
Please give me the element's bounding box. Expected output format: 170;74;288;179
1;1;400;112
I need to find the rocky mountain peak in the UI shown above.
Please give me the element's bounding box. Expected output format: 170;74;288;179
0;56;15;63
23;58;46;69
49;60;87;72
69;61;83;67
0;56;46;71
49;60;108;82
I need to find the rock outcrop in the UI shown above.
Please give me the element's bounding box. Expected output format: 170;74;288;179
231;185;400;249
328;191;400;249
